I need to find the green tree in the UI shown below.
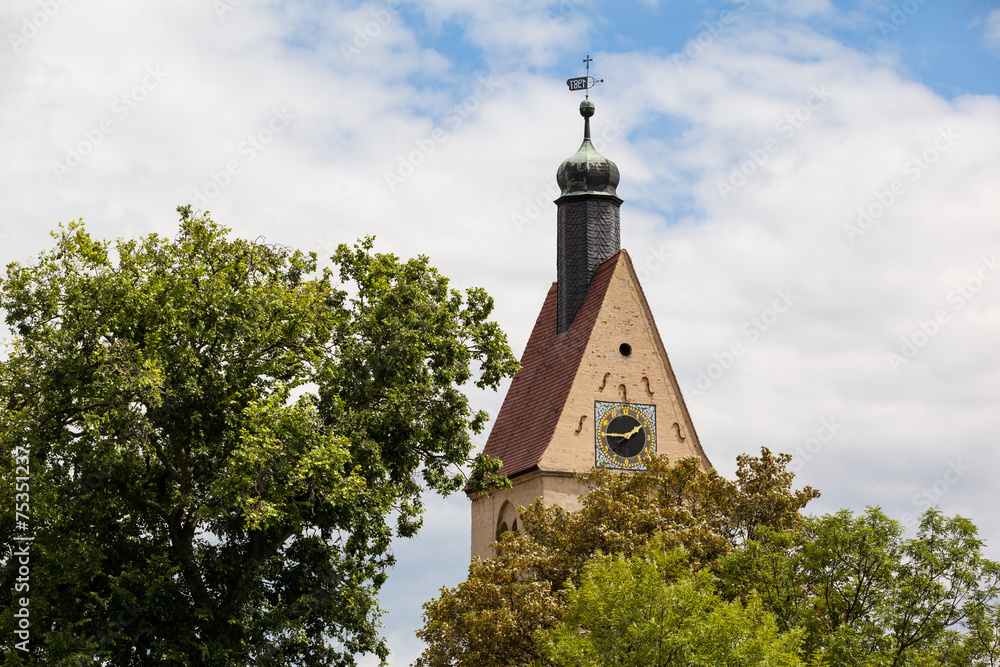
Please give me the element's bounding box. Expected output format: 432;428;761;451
537;538;804;667
414;531;565;667
417;451;1000;667
718;507;1000;666
962;597;1000;666
0;209;517;666
416;450;818;667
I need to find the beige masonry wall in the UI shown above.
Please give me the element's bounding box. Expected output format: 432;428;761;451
470;471;588;560
470;251;709;561
539;254;709;474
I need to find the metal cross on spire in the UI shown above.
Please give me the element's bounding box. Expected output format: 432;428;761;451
566;54;603;98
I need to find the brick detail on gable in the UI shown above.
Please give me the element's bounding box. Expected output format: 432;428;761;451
478;250;711;483
479;253;620;480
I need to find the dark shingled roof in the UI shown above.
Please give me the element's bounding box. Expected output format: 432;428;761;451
480;250;624;480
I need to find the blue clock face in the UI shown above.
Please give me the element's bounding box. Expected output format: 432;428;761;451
595;402;656;470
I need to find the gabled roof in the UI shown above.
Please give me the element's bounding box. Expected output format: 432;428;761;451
481;251;624;479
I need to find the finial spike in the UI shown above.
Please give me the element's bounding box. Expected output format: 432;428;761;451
565;54;603;99
580;98;595;140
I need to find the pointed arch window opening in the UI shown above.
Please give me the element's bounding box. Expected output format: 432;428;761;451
495;500;520;542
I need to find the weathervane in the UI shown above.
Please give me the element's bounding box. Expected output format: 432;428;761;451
566;54;603;98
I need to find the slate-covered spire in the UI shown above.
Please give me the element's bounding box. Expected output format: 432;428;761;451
555;99;623;335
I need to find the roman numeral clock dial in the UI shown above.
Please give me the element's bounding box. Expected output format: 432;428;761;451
595;401;656;470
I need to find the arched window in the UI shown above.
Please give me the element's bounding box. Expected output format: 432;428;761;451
495;501;519;542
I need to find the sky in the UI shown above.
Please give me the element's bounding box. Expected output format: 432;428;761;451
1;0;998;664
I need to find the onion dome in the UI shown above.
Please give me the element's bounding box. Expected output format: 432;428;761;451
556;99;620;199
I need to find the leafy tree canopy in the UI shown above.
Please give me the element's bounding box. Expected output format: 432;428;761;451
539;538;804;667
417;452;1000;667
416;450;818;667
718;506;1000;666
0;208;517;666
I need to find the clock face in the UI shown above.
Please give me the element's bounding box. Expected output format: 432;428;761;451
595;401;656;470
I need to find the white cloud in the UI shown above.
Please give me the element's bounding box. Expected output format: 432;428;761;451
597;22;1000;553
984;8;1000;54
756;0;835;19
2;2;999;666
410;0;594;68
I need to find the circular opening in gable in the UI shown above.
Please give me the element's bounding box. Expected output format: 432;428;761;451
619;343;632;357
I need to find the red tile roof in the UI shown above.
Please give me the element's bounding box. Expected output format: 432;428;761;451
479;251;624;480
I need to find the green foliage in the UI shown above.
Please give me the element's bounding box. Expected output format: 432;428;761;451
718;507;1000;666
538;537;804;667
417;451;1000;667
416;450;818;667
0;209;517;666
414;531;565;667
964;597;1000;666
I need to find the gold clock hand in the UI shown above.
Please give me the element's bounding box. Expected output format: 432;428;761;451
604;424;644;439
625;424;643;438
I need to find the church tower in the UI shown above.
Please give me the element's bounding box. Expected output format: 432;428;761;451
468;98;711;560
